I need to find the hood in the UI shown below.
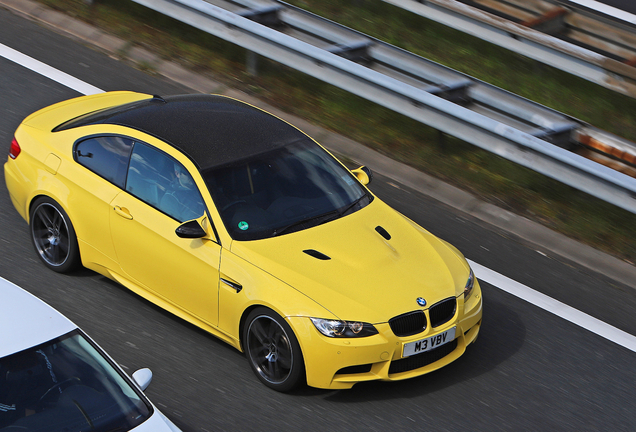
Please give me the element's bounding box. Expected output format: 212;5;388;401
133;409;182;432
230;199;469;323
0;278;77;358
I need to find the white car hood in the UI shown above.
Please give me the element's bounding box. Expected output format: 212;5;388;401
133;409;182;432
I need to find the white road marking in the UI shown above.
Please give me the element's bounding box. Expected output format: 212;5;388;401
3;42;635;354
566;1;636;25
469;260;636;353
0;43;103;95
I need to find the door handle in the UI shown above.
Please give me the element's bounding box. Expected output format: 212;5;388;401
221;278;242;293
113;206;133;220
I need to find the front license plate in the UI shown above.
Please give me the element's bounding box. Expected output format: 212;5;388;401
402;327;456;357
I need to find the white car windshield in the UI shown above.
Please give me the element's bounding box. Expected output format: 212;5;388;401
0;330;152;432
203;139;372;240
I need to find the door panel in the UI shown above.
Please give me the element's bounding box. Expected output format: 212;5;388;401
110;191;221;326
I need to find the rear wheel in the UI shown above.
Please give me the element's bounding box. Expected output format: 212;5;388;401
30;197;81;273
243;308;305;392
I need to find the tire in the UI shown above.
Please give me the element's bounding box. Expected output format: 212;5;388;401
29;197;81;273
243;307;306;392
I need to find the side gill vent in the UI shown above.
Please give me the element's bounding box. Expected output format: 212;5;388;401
303;249;331;260
375;226;391;240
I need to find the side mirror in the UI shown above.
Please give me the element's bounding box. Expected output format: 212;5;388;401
176;219;207;238
351;166;373;185
132;368;153;391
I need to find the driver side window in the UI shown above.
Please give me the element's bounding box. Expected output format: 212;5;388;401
125;142;205;223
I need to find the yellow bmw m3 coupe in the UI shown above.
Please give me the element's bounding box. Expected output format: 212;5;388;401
5;91;482;391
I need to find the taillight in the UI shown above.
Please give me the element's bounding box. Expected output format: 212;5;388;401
9;137;20;159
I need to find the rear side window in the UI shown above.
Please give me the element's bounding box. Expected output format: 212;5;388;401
75;136;133;188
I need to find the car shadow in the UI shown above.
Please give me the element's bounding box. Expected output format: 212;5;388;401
88;273;524;402
95;274;240;349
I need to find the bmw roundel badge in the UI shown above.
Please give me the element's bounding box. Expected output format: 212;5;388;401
416;297;427;307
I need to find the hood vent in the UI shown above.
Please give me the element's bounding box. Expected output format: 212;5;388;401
303;249;331;260
375;226;391;240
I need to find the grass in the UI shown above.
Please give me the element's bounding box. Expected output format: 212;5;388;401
33;0;636;263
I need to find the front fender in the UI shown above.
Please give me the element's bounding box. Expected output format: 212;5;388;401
218;248;334;351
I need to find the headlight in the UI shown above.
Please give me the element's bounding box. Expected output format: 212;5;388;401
310;318;378;338
464;268;475;299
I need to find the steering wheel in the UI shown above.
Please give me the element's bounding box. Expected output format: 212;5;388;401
221;200;246;212
38;377;81;403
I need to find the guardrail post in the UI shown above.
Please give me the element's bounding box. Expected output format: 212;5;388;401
246;50;258;76
437;130;448;152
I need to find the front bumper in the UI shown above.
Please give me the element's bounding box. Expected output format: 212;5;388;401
289;280;483;389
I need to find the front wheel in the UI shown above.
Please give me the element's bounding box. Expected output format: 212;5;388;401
243;308;305;392
30;197;81;273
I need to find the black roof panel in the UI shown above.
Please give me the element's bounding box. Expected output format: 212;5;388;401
62;94;308;170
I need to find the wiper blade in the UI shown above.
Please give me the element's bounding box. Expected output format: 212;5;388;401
72;399;95;430
272;194;368;237
339;194;367;217
273;210;340;237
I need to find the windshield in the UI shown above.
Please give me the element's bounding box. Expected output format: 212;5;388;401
0;330;152;432
203;139;372;240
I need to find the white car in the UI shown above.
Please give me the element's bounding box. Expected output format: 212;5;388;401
0;277;182;432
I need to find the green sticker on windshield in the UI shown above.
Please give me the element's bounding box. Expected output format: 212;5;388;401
238;221;249;231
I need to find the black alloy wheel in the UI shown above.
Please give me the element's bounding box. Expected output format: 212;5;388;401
30;197;81;273
243;308;305;392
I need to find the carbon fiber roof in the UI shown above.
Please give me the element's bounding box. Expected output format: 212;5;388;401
68;94;308;170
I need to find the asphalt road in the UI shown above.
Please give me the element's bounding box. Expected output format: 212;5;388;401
2;8;636;432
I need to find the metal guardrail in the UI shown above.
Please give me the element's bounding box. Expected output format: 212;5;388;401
383;0;636;99
131;0;636;214
466;0;636;61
